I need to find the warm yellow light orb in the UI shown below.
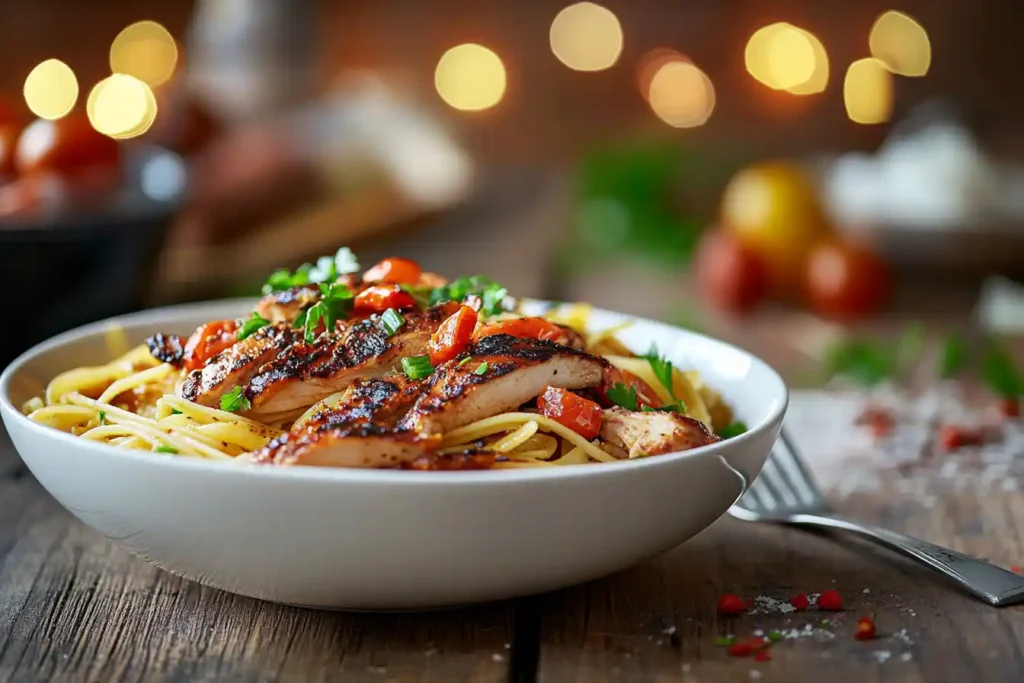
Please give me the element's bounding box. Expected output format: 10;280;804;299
786;29;829;95
869;10;931;77
746;23;825;94
23;59;79;120
648;61;715;129
767;26;815;90
434;44;507;112
87;74;159;139
110;21;179;87
549;2;623;72
844;58;893;124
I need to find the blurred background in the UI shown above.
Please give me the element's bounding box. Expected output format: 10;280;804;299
2;0;1024;380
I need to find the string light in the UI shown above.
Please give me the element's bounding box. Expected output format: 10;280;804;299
869;10;931;77
745;23;826;94
110;21;179;87
549;2;623;72
648;61;715;128
87;74;158;139
636;48;688;101
844;58;893;124
787;29;828;95
23;59;79;120
434;44;506;112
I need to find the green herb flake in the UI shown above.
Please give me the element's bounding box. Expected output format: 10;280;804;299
767;630;783;642
237;312;270;341
714;635;736;647
937;332;968;378
170;408;182;415
401;355;434;381
295;282;355;343
98;410;106;425
458;356;473;366
716;421;748;439
220;387;251;413
824;339;894;387
474;361;489;376
429;276;509;316
261;247;360;294
378;308;405;337
642;345;677;399
982;341;1024;397
606;382;639;411
641;401;686;414
155;445;179;454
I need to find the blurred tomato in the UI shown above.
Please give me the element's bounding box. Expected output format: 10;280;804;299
0;97;25;128
720;162;830;292
0;124;20;180
804;240;891;319
15;115;120;178
694;228;770;314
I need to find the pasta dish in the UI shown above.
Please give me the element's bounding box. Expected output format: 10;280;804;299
24;248;744;470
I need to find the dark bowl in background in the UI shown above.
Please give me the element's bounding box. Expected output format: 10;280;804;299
0;144;187;365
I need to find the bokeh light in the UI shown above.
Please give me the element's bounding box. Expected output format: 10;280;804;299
110;21;179;87
844;58;893;124
745;23;827;94
549;2;623;72
434;44;507;112
648;61;715;129
87;74;158;139
636;48;689;101
869;10;931;77
23;59;79;120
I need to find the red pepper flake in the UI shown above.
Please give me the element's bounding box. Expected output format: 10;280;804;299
747;638;769;652
1012;566;1022;574
790;592;809;611
938;424;983;451
728;641;754;657
997;397;1020;419
855;617;876;640
717;594;745;615
818;589;843;611
858;407;895;439
753;650;772;662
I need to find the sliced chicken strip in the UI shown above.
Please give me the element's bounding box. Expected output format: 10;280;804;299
243;302;460;421
179;323;301;408
255;275;364;324
250;376;433;467
397;334;605;435
599;406;719;458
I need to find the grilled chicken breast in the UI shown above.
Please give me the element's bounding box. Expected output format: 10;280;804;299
250;376;433;467
179;323;302;408
398;334;605;435
146;333;186;367
599;407;718;458
255;285;321;324
242;302;460;421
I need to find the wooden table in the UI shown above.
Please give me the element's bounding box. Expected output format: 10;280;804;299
4;172;1024;682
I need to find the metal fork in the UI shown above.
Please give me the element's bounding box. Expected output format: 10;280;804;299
728;429;1024;606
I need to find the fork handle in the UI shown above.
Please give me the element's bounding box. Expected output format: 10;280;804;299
784;512;1024;606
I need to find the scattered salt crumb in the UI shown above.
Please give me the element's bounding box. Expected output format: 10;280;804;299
779;604;796;614
663;626;677;635
901;653;913;662
492;654;505;663
893;629;914;646
863;588;871;594
750;671;763;680
753;629;764;637
872;651;892;664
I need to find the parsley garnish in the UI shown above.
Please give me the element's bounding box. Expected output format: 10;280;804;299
717;421;748;439
982;341;1024;397
220;387;251;413
824;339;894;386
98;410;106;425
429;276;509;316
378;308;405;337
170;408;182;415
401;355;434;380
642;345;678;399
474;361;489;376
458;356;472;366
606;382;639;411
295;282;354;343
155;445;179;454
237;312;270;341
400;284;433;309
261;247;360;294
937;332;968;378
641;402;686;414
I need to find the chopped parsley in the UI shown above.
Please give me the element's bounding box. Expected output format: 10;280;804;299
937;332;968;378
401;355;434;380
429;276;509;316
642;346;676;398
641;402;686;414
98;410;106;425
170;408;182;415
378;308;405;337
295;282;355;343
606;382;639;411
717;421;748;439
474;361;489;376
457;356;473;366
261;247;360;294
982;341;1024;398
237;312;270;341
220;386;251;413
155;445;179;454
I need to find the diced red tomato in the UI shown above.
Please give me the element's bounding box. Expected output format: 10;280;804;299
938;424;983;451
428;305;478;366
997;397;1020;419
817;589;843;611
474;317;576;346
537;386;603;440
183;320;239;371
717;593;746;615
597;366;662;410
855;617;876;640
354;285;417;313
363;257;422;285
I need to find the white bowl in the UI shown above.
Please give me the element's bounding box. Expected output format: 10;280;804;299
0;299;786;609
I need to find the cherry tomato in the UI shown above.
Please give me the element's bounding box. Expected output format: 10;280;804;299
537;386;603;440
474;317;581;347
183;320;240;371
597;366;662;410
804;240;890;319
429;305;479;366
363;257;422;285
15;114;120;178
0;123;20;180
353;285;416;313
720;162;831;292
694;227;770;314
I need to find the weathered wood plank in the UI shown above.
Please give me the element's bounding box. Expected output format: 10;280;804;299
0;475;515;683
